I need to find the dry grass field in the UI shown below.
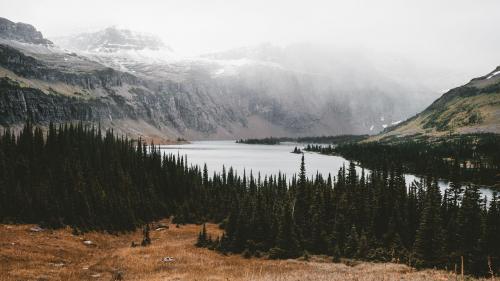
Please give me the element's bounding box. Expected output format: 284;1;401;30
0;220;492;281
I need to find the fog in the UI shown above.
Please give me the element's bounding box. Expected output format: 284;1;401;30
2;0;500;85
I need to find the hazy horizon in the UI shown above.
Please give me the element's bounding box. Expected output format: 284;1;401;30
0;1;499;57
1;0;500;90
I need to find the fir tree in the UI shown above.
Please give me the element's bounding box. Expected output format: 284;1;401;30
457;185;484;274
275;200;301;258
414;181;445;268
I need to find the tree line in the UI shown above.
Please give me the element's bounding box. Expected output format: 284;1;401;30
236;137;281;145
0;123;499;276
236;135;368;145
0;122;204;231
197;156;499;276
305;134;500;187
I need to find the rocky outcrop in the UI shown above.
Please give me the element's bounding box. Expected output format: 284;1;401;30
0;17;52;45
0;77;105;124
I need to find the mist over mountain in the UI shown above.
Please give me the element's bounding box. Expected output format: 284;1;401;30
0;17;475;140
55;27;170;52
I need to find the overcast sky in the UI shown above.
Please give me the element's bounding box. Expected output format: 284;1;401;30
1;0;500;75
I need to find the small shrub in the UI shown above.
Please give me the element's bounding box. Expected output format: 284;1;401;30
331;245;341;263
242;249;252;259
303;250;310;261
218;218;228;229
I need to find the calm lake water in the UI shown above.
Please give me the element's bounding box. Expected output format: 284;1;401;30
160;140;495;200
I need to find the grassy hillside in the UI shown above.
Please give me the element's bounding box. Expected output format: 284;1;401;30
0;220;490;281
373;66;500;142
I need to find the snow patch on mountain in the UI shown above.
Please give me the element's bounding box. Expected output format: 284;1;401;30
52;27;179;68
486;71;500;80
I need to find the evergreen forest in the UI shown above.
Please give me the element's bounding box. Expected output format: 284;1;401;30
0;123;499;276
304;134;500;187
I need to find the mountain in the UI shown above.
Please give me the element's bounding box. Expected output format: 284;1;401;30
0;17;52;45
55;26;170;52
53;27;178;73
374;66;500;141
0;17;445;140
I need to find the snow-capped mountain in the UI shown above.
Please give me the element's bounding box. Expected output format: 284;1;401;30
0;18;450;140
55;26;171;53
53;27;179;74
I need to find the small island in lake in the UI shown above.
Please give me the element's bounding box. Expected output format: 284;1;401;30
236;137;282;145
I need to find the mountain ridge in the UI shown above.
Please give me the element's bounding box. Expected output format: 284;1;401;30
0;17;53;45
0;17;451;140
373;66;500;141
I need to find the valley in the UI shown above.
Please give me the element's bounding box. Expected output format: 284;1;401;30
1;4;500;281
1;124;498;278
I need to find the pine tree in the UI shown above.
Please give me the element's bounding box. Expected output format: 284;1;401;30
275;199;301;259
356;231;369;259
484;193;500;275
141;224;151;246
457;185;484;274
414;180;445;268
293;154;309;246
196;223;208;247
344;225;359;258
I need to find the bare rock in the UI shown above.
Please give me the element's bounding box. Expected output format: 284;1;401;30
161;257;175;263
29;226;44;232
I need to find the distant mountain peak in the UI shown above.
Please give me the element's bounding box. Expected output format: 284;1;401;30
55;26;172;53
0;17;53;45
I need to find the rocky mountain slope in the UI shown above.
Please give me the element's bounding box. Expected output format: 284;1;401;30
0;17;52;45
374;67;500;141
0;17;442;140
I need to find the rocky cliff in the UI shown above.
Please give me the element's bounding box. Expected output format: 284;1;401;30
0;17;442;140
0;17;52;45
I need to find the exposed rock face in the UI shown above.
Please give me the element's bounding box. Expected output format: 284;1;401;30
0;17;443;140
0;44;242;137
0;17;52;45
0;77;104;124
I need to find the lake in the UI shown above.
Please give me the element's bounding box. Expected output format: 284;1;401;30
160;140;495;200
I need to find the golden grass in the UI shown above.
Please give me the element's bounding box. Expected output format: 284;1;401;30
0;221;491;281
